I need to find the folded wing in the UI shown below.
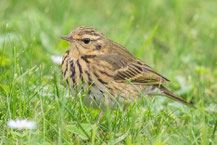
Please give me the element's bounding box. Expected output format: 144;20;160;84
114;61;170;85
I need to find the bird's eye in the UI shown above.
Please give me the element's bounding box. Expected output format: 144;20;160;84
82;38;90;44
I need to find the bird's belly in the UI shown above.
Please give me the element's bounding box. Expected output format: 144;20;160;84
81;85;124;110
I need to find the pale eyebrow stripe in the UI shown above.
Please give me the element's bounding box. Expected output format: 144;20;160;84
82;34;101;40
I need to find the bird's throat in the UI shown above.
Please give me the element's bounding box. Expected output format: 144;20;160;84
69;43;81;58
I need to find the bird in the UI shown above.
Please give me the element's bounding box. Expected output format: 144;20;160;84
61;26;194;110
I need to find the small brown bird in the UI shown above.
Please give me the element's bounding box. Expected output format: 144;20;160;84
61;26;194;109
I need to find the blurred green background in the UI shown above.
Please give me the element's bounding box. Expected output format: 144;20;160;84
0;0;216;144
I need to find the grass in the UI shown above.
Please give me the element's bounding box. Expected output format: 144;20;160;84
0;0;217;144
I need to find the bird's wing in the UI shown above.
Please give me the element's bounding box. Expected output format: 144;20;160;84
114;60;170;85
94;54;169;85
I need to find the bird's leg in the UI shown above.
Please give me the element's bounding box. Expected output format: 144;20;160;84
97;112;104;123
124;103;128;112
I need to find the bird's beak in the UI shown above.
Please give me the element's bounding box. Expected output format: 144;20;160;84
60;35;73;42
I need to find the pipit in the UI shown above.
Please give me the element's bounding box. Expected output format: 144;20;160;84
61;26;194;109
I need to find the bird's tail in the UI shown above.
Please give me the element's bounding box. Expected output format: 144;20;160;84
159;85;195;108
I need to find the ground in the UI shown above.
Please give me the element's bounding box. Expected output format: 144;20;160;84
0;0;216;144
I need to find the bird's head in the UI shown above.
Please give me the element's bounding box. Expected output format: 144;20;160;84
61;26;108;56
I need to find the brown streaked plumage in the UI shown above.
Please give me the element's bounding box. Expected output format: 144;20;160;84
61;26;194;109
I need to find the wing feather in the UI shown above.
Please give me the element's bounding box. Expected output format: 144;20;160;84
93;54;169;85
114;61;169;85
